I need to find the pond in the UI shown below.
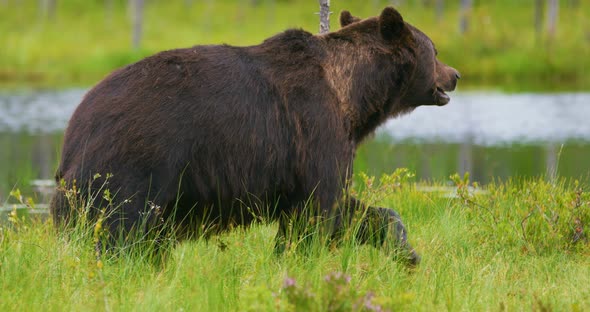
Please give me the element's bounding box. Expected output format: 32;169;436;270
1;90;590;207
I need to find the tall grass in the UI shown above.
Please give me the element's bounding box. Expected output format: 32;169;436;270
1;173;589;311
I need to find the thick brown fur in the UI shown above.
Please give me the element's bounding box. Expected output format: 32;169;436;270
51;7;459;264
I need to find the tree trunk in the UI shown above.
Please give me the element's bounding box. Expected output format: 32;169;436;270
267;0;276;26
459;0;471;34
458;141;473;179
546;0;558;39
203;0;214;33
131;0;144;49
318;0;330;34
534;0;544;36
105;0;114;26
47;0;56;19
435;0;444;22
39;0;57;19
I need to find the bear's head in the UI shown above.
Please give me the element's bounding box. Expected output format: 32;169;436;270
340;7;460;107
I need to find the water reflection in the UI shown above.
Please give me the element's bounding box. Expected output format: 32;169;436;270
0;89;84;133
355;140;590;185
1;90;589;204
0;132;62;203
381;92;590;144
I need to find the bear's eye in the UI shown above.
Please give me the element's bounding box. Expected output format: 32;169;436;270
434;48;438;56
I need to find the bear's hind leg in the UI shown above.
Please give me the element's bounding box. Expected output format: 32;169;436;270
356;204;421;266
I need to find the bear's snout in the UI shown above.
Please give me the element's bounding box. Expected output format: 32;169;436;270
438;66;460;93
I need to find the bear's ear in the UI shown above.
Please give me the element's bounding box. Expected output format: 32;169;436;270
379;7;405;41
340;10;361;27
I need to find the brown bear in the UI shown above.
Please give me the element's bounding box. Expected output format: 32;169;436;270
51;7;459;265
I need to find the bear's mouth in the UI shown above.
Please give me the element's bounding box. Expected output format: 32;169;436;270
434;87;450;106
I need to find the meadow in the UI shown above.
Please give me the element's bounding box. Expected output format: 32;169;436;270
1;172;589;311
1;0;589;90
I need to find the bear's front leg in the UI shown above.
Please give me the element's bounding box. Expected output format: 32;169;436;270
349;198;421;266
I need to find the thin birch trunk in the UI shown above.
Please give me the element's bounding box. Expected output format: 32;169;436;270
459;0;471;34
131;0;144;49
546;0;558;38
535;0;544;36
319;0;330;34
435;0;444;22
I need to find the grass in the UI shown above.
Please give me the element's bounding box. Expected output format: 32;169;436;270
1;0;589;90
1;172;589;311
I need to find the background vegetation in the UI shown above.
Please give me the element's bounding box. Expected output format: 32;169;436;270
1;0;589;90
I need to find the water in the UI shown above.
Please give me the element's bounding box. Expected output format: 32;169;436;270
0;89;84;133
381;93;590;144
1;89;590;208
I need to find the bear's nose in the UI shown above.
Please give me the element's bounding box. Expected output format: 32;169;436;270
455;71;461;80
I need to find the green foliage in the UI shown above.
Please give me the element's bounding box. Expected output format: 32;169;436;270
451;173;590;254
281;272;391;311
1;0;589;90
1;172;589;310
352;168;415;207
